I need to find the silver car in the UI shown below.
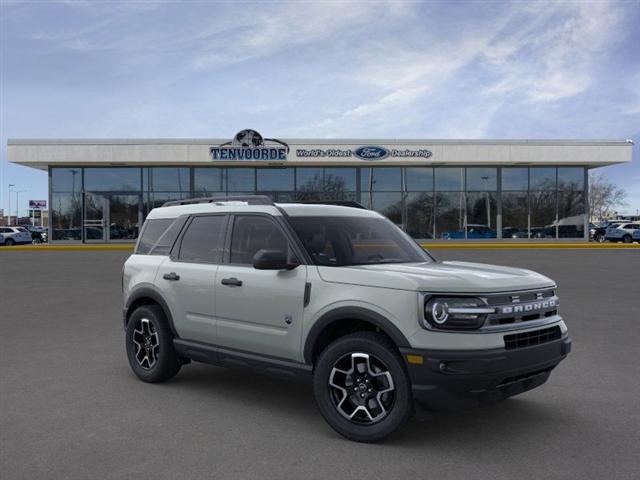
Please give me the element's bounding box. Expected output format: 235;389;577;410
0;226;33;246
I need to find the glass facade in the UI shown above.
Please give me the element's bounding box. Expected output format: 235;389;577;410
49;166;588;242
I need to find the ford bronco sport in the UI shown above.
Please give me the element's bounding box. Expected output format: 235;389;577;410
123;196;570;442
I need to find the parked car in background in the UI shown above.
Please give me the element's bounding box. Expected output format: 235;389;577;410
0;226;33;246
21;225;48;244
441;224;496;239
591;221;624;242
501;227;528;239
605;223;640;243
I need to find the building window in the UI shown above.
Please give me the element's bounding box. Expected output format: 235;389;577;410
51;168;82;193
435;168;464;191
145;168;190;192
435;192;465;239
502;192;528;239
227;168;255;192
501;168;528;191
84;168;141;191
194;168;225;195
51;192;82;240
256;168;294;191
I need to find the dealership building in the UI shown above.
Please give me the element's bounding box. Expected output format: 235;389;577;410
7;131;633;243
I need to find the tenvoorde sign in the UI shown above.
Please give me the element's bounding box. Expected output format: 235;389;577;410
211;129;289;160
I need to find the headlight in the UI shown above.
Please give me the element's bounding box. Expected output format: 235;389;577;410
423;297;494;330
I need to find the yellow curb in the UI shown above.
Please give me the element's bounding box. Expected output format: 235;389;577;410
0;244;135;251
422;243;640;249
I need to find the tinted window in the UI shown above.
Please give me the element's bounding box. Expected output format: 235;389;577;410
136;219;173;254
230;216;288;265
435;168;464;191
85;168;141;191
289;216;431;266
502;168;528;190
178;215;227;263
466;168;497;191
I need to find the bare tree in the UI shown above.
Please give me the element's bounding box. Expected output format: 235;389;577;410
589;172;627;221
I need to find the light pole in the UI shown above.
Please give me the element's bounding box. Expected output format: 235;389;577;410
481;176;490;228
8;184;15;225
15;190;26;225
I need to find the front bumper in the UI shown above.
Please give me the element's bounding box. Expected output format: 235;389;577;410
400;334;571;411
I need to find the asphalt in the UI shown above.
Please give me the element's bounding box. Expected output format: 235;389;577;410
1;249;639;480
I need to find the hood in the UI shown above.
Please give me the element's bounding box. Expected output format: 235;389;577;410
317;261;555;293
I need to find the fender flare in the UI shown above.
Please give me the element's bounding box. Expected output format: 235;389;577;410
124;287;178;337
303;306;411;364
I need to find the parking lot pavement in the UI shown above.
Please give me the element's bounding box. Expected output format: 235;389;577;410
1;249;639;480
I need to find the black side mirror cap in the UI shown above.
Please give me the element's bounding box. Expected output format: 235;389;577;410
252;249;299;270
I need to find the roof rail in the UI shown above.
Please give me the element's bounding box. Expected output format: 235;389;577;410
162;195;275;207
300;200;368;209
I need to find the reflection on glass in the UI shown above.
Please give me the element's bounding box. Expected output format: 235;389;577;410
256;168;294;191
557;167;584;191
227;168;255;191
369;192;403;226
146;168;189;192
502;168;528;191
194;168;225;194
51;168;82;193
324;168;356;191
435;168;464;191
109;195;140;240
52;192;82;240
530;168;556;190
466;192;497;238
530;190;556;238
148;192;191;212
435;192;465;239
296;168;323;191
466;168;497;191
405;167;433;191
362;167;402;191
85;168;141;191
557;191;584;238
406;192;433;239
502;192;528;239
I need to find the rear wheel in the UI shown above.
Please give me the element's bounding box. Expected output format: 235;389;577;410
313;332;413;442
125;305;181;383
622;234;632;243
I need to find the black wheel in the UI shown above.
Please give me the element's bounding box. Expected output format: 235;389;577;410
32;237;42;245
313;332;413;443
125;305;181;383
5;238;14;246
595;233;605;243
622;234;632;243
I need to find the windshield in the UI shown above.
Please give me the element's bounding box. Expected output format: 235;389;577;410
288;216;432;266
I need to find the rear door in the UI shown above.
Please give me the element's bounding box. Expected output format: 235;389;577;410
214;214;307;361
156;214;228;345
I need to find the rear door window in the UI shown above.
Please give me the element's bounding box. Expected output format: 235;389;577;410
177;215;227;264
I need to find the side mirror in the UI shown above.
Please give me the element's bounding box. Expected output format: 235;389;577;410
252;249;299;270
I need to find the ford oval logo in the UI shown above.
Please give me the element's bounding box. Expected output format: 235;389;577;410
354;146;389;160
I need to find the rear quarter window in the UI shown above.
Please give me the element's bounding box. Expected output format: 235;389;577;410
136;219;174;254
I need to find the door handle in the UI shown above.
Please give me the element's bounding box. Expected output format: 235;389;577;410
163;272;180;281
221;277;243;287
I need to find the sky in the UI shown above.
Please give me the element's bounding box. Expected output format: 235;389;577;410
1;0;639;217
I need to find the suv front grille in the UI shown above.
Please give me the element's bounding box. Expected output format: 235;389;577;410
484;288;558;327
504;326;561;350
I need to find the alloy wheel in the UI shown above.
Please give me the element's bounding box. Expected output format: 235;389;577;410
328;352;395;424
132;318;160;369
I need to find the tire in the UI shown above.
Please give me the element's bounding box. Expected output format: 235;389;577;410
595;233;605;243
125;305;181;383
622;235;632;243
313;331;413;443
5;238;14;246
32;238;42;245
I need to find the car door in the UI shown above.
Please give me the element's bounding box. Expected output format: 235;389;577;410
156;214;228;345
214;214;307;361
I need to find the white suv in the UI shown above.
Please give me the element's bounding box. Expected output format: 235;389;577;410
0;226;32;246
605;222;640;243
122;196;571;442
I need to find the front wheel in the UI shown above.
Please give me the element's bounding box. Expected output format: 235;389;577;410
595;233;605;243
5;238;14;246
313;332;413;442
125;305;181;383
